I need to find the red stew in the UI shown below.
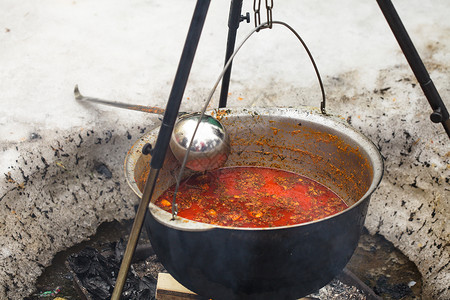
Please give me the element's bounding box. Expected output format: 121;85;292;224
155;166;348;228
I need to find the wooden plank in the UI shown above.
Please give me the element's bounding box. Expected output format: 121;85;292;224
156;273;206;300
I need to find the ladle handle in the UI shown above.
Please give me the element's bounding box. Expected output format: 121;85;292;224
74;85;166;115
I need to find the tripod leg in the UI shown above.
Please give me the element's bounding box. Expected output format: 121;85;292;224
111;1;211;298
219;0;245;108
376;0;450;138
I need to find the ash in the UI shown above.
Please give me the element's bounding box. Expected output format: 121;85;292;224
308;279;367;299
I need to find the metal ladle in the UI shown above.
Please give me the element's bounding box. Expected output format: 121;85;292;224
74;85;230;172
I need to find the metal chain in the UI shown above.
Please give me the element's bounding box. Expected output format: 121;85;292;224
265;0;273;29
253;0;261;28
253;0;273;30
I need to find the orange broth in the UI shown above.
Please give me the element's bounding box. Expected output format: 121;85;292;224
155;166;348;228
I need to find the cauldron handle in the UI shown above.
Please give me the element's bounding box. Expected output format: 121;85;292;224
208;21;327;114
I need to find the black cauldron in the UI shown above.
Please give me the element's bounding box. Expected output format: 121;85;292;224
124;107;384;299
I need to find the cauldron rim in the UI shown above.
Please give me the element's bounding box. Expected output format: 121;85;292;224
125;106;384;232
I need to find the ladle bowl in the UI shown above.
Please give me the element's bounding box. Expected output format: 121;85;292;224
170;113;230;171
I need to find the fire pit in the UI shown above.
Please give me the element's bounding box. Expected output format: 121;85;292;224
32;220;423;299
124;106;384;299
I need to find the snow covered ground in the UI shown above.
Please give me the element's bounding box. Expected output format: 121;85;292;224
1;0;448;298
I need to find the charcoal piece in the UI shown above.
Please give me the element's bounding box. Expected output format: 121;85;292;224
67;241;158;300
30;132;42;139
120;272;156;300
114;239;126;261
94;162;113;178
83;277;112;299
67;247;99;274
138;275;157;299
67;246;118;299
373;275;412;299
